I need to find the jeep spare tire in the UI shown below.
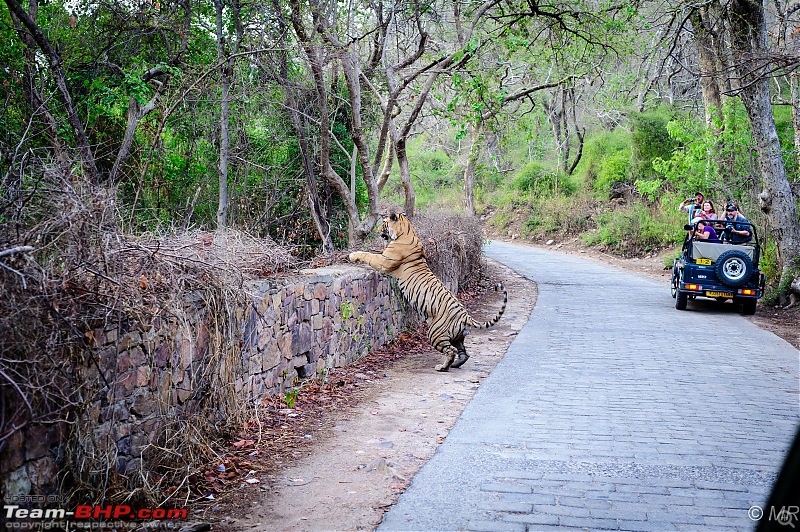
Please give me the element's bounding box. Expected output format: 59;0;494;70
715;250;754;287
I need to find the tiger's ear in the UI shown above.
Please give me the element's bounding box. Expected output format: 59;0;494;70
390;213;398;221
400;212;406;217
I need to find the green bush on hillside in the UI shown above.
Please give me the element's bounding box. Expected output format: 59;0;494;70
511;161;576;196
582;202;685;253
631;108;680;181
575;129;631;198
520;193;593;236
596;149;631;196
413;148;458;187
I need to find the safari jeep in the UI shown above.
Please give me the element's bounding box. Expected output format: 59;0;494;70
671;220;766;315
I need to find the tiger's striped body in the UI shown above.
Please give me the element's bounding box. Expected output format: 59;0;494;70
349;212;507;371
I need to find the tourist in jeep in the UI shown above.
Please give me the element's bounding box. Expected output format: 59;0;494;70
693;220;720;243
722;204;752;243
679;192;705;222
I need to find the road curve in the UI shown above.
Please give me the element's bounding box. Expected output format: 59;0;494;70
379;240;799;531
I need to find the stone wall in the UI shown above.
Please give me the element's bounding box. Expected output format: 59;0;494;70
1;265;405;498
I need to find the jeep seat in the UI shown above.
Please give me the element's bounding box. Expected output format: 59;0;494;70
691;241;755;262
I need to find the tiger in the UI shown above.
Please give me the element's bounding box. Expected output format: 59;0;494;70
348;212;507;372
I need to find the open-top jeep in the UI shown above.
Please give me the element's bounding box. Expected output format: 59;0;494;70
671;220;766;315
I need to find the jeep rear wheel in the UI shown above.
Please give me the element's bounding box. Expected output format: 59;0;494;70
671;264;679;298
676;290;688;310
715;250;754;288
740;298;757;315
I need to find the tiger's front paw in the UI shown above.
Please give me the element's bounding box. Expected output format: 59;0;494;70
434;363;449;372
348;252;362;263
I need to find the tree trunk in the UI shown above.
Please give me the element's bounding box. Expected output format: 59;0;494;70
376;143;394;193
285;84;333;254
340;51;382;233
288;0;369;247
214;0;230;231
729;0;800;293
790;72;800;170
110;87;165;183
463;123;482;217
543;93;566;172
691;8;724;128
394;136;416;216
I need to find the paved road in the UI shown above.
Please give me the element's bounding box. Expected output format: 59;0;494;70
379;241;799;531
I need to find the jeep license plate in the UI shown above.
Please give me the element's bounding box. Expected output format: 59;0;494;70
696;258;712;265
706;291;734;298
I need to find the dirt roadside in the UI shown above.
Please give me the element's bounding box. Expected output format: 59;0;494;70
199;259;536;532
199;239;797;532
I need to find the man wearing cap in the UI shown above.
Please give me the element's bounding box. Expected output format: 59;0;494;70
722;204;752;243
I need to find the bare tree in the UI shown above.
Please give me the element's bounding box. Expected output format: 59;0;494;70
214;0;244;231
726;0;800;293
283;0;499;243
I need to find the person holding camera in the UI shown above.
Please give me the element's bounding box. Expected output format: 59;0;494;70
679;192;705;222
722;203;752;243
693;220;721;243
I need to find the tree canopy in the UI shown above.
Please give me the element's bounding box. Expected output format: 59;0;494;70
1;0;798;289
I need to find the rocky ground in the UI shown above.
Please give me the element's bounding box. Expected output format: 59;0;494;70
185;239;797;532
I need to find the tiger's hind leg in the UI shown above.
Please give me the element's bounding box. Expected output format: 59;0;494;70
449;334;470;369
430;334;458;372
434;345;458;372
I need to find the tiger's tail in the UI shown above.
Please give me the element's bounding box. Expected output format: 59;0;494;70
470;283;507;329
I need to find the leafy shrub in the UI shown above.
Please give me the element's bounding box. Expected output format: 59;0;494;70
582;202;685;254
759;241;782;304
575;129;631;198
511;161;576;196
630;108;680;181
519;193;594;237
412;148;458;187
596;149;631;197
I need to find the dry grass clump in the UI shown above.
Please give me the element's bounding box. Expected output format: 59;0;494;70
131;229;296;287
409;211;485;294
361;208;485;294
0;168;297;504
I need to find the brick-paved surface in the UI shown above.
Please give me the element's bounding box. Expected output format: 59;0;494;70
379;241;799;531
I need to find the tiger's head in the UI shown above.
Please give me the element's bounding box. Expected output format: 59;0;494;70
380;212;411;241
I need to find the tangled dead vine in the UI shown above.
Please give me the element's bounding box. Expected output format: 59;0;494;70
0;167;297;505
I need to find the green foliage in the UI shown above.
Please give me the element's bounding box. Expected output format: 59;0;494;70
597;149;632;196
651;99;757;202
340;301;355;320
630;107;680;181
519;193;594;236
385;136;462;211
511;161;576;196
416;149;458;187
582;202;686;253
773;105;799;179
284;387;299;408
575;129;631;198
758;241;782;304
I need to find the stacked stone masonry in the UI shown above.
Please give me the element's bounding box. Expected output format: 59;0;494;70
2;265;405;498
